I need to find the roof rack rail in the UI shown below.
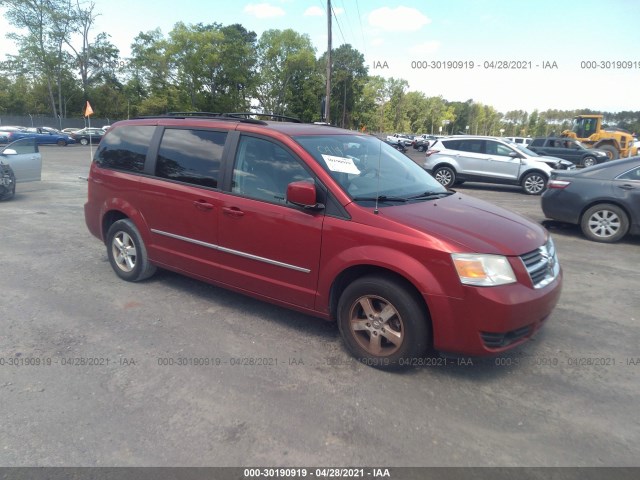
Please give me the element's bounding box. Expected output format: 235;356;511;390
225;112;302;123
133;112;268;125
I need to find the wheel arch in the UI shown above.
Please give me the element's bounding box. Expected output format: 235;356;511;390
328;264;434;345
518;168;548;184
99;199;150;245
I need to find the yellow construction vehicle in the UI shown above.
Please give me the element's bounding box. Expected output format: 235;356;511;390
561;114;638;160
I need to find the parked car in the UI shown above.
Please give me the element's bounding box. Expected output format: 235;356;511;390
528;137;609;167
383;139;407;152
0;126;27;144
84;115;562;368
2;127;75;146
503;136;532;147
386;133;413;146
412;134;436;152
0;137;42;200
424;136;574;195
72;127;106;145
541;157;640;243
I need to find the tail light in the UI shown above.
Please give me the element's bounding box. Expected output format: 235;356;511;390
548;179;571;189
425;149;439;157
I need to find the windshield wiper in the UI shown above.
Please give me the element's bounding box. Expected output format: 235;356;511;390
352;195;408;203
407;191;454;200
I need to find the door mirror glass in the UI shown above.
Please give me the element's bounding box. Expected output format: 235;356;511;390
1;149;17;155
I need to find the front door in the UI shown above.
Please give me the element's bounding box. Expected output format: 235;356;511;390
1;138;42;182
218;135;324;309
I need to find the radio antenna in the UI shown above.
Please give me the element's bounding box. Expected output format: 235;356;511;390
374;139;383;214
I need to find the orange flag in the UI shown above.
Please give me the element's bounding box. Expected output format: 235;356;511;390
84;101;94;117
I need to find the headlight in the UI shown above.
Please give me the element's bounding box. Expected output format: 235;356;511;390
451;253;516;286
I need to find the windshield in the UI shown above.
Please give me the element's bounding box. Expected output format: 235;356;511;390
512;143;540;157
294;134;447;203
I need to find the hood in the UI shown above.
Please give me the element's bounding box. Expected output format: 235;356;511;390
380;193;547;256
536;156;574;169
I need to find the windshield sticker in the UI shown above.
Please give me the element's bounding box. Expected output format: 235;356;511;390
322;154;360;174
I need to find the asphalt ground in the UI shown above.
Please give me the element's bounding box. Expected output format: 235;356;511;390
0;144;638;467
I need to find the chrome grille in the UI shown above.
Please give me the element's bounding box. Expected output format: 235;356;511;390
520;237;560;289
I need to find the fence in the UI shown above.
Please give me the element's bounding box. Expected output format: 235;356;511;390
0;115;118;130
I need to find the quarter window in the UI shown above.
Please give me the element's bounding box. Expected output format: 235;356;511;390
95;125;155;172
617;166;640;181
156;129;226;188
232;136;312;204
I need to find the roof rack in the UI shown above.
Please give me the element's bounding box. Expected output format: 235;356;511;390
134;112;267;125
224;112;302;123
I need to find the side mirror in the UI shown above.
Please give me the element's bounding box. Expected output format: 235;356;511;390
287;181;324;210
1;148;17;155
508;151;521;159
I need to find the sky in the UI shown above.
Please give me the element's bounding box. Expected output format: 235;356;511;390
1;0;639;113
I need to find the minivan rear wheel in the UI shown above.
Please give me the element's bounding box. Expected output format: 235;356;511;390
337;275;429;369
522;172;547;195
106;219;157;281
433;166;456;188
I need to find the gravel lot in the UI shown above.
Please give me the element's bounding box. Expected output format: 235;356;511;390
1;145;639;467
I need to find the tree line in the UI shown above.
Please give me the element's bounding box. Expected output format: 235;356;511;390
2;0;639;136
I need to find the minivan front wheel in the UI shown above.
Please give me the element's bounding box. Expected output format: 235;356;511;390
106;219;157;281
433;166;456;188
522;172;547;195
337;275;429;369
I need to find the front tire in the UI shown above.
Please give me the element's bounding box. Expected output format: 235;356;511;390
433;166;456;188
337;275;429;369
56;139;66;146
581;156;597;168
521;171;547;195
106;219;157;281
80;138;89;146
580;204;629;243
598;144;618;160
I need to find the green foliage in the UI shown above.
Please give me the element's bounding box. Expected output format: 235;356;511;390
1;5;639;134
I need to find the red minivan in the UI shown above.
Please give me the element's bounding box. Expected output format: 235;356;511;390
84;114;562;368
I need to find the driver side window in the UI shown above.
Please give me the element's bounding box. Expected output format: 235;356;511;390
232;136;313;204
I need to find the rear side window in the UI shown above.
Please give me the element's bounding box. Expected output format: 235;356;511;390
530;139;544;147
95;125;155;173
156;129;227;188
457;139;485;154
442;140;461;151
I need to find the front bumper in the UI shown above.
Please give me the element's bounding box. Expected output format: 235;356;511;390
427;270;562;356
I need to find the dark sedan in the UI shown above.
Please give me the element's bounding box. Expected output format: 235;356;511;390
71;128;106;146
541;157;640;243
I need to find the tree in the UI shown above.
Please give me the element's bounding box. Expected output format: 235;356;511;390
253;29;318;117
318;44;368;128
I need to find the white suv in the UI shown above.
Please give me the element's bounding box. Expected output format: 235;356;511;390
424;136;573;195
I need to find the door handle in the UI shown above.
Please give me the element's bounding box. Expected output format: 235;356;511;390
193;200;214;210
618;184;636;190
222;206;245;217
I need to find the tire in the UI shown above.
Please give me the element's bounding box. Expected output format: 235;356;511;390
56;139;66;146
0;185;15;201
80;138;89;146
581;156;597;168
521;171;547;195
432;166;456;188
598;144;618;160
106;219;157;281
580;204;629;243
337;275;429;369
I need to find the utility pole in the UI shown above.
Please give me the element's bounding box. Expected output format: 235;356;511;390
324;0;332;123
